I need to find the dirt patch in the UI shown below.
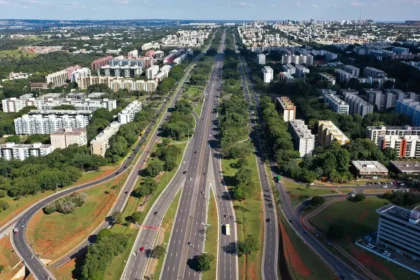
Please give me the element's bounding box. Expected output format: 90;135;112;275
351;247;395;280
280;222;311;277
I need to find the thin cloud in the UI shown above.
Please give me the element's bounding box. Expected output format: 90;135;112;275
238;1;256;7
349;1;367;6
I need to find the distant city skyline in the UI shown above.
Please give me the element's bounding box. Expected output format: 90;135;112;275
0;0;419;21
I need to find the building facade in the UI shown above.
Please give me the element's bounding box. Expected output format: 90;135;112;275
323;92;349;114
343;92;374;117
276;96;296;122
257;53;266;65
90;122;121;157
50;128;88;149
378;135;420;158
364;66;387;78
77;76;157;93
118;100;142;124
0;142;54;161
367;126;420;145
343;65;360;77
319;73;336;86
289;119;315;157
262;66;273;83
318;120;350;147
91;56;113;70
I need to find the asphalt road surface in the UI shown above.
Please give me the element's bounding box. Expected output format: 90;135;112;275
11;48;208;280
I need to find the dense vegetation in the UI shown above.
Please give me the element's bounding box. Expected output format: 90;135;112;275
81;229;129;280
43;192;88;214
0;145;107;198
162;100;195;140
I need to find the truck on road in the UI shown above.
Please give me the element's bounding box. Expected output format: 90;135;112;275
223;224;231;236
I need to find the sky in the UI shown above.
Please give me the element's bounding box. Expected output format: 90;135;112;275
0;0;419;21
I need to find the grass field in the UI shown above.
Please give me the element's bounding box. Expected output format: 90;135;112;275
152;189;182;279
283;180;338;206
222;154;263;280
202;189;218;280
0;48;37;59
0;236;23;280
26;171;129;260
278;214;336;280
308;197;419;280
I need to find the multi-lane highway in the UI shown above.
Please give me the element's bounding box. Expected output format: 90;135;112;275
10;44;211;280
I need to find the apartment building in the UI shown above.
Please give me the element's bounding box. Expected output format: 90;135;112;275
128;49;139;58
118;100;142;124
90;122;121;157
78;76;157;93
50;128;87;149
289;119;315;157
378;135;420;158
14;110;91;135
392;47;410;54
366;89;386;110
396;99;420;126
282;64;296;75
335;69;355;82
376;204;420;262
0;142;54;161
318;120;350;147
257;53;266;65
46;70;68;87
319;73;336;86
364;66;387;78
146;65;160;80
262;66;273;83
358;77;396;89
323;92;349;114
279;73;296;83
276;96;296;122
281;54;313;66
343;65;360;77
343;92;374;117
91;56;113;70
71;68;91;83
164;53;177;64
366;126;420;145
295;65;310;78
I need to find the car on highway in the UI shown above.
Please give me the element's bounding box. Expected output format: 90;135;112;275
13;228;18;235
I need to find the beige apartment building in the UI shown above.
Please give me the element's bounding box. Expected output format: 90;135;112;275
276;96;296;122
50;128;88;149
90;122;121;157
318;120;350;147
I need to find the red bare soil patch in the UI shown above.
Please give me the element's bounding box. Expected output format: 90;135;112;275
351;247;395;280
280;222;311;277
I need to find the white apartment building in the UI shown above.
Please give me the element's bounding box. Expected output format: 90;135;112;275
295;65;310;78
343;92;374;117
343;65;360;77
128;49;139;58
146;65;160;80
323;92;349;114
262;66;273;83
90;121;121;157
279;73;296;83
335;69;355;82
118;100;142;124
289;119;315;157
2;96;116;113
14;111;91;135
257;53;266;65
71;68;91;83
367;126;420;145
281;54;313;66
276;97;296;122
142;42;160;51
378;135;420;158
282;64;296;75
0;142;55;161
319;73;336;86
318;120;350;147
364;66;387;78
50;128;87;149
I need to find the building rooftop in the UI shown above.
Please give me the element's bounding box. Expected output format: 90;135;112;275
51;128;87;136
290;119;314;139
277;97;295;110
28;110;92;116
1;142;52;149
390;161;420;173
377;204;420;227
352;160;389;173
263;66;273;72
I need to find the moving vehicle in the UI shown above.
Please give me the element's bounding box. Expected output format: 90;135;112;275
13;228;19;235
274;175;281;182
223;224;231;236
140;246;145;252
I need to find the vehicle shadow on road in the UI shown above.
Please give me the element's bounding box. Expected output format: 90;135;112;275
222;242;238;255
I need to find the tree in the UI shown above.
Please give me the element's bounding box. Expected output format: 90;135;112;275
0;200;9;211
5;135;20;144
311;196;326;206
326;225;344;240
197;253;215;272
112;211;122;224
237;157;248;168
151;245;166;259
0;190;6;198
351;194;366;202
235;168;252;186
145;161;164;177
0;264;4;273
237;235;258;256
131;211;146;224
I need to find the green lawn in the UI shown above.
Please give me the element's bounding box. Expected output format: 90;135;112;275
202;189;218;280
309;197;419;280
104;227;139;280
222;154;263;280
153;189;182;279
283;180;337;206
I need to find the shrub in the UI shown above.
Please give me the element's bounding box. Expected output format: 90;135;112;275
0;200;9;211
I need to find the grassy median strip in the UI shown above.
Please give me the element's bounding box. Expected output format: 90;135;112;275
202;188;218;280
222;152;263;280
152;189;182;279
283;180;337;207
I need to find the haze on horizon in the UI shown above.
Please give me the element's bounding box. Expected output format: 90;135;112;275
0;0;419;21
